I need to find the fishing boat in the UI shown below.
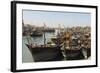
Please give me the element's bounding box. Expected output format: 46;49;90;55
62;31;91;60
81;32;91;58
26;44;64;62
25;23;64;62
30;30;43;37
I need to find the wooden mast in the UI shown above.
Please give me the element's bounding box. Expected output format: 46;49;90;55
43;23;46;45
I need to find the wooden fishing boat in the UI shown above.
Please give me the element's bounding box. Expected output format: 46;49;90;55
25;24;64;62
62;31;91;60
26;44;64;62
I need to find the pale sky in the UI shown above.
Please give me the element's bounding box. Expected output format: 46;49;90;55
23;10;91;28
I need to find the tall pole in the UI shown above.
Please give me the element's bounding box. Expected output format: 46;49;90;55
43;23;46;45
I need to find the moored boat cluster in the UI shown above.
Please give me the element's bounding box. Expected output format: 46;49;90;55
23;24;91;62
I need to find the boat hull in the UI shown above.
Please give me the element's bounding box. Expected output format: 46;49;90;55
65;48;91;60
26;44;64;62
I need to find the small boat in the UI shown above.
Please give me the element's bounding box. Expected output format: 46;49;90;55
31;30;43;37
43;28;55;32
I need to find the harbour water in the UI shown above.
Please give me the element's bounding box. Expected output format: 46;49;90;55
22;32;55;63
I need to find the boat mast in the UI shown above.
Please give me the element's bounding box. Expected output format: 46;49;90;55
43;23;46;45
62;25;68;60
57;24;61;47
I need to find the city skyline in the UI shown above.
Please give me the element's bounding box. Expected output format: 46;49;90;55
23;10;91;28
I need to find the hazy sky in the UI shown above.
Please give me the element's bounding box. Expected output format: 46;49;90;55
23;10;91;28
